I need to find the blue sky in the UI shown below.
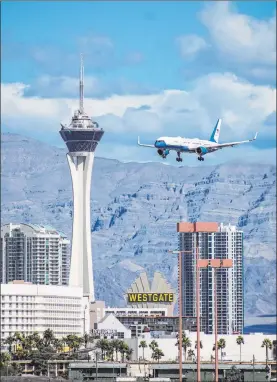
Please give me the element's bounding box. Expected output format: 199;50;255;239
2;1;276;166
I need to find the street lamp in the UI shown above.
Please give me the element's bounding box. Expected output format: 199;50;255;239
169;249;192;382
83;304;87;336
197;258;233;382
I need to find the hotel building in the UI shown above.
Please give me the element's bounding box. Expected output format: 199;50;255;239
178;222;244;335
0;281;86;341
1;223;70;286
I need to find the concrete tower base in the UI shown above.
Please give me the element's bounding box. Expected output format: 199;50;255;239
67;152;95;301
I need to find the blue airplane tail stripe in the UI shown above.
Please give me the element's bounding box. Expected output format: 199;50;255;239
209;119;221;143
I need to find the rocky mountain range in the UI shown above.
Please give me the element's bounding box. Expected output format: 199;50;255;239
1;133;276;322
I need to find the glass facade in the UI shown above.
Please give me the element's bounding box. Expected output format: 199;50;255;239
179;224;244;334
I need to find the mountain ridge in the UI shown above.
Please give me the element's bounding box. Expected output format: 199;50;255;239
1;132;276;320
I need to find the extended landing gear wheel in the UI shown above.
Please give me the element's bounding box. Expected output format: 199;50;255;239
198;157;204;161
176;152;182;162
162;155;166;159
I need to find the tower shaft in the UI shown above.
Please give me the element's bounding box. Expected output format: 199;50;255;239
67;152;95;301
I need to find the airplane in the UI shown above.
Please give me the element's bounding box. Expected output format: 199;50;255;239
137;119;258;162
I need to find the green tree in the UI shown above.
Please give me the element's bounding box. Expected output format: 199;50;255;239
119;342;129;362
149;340;158;351
236;336;244;363
194;340;203;350
83;333;90;349
139;340;148;360
226;365;243;382
176;334;191;361
111;339;122;361
4;335;15;354
126;348;133;361
0;352;11;368
152;348;164;363
52;338;64;353
63;335;83;353
96;339;110;360
106;342;115;361
30;346;56;376
42;329;55;347
29;332;43;351
262;338;272;363
187;349;195;360
149;340;158;361
218;338;226;361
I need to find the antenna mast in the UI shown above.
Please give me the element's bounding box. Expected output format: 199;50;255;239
79;53;84;114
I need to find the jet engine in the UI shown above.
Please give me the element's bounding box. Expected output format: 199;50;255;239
157;149;170;157
196;146;208;155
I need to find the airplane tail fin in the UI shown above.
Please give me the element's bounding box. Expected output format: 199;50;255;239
209;118;222;143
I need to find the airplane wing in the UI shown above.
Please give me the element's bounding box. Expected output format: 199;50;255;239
137;136;156;148
209;132;258;150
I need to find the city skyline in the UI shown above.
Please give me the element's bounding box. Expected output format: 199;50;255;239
2;1;276;166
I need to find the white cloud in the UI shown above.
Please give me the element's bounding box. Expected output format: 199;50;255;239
200;2;276;65
176;34;210;58
1;71;276;164
26;74;156;99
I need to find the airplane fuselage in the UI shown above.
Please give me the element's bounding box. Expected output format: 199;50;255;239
155;136;218;153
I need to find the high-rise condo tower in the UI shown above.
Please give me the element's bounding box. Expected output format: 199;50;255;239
60;55;104;302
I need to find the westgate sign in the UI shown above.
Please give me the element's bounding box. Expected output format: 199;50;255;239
127;293;174;303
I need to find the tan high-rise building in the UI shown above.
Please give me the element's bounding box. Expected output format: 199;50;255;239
178;222;244;335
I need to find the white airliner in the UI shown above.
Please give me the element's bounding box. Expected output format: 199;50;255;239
138;119;258;162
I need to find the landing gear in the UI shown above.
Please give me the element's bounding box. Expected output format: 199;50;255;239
176;152;183;162
162;154;167;159
198;156;204;161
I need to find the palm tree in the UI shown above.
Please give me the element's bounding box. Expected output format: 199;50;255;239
112;339;122;362
195;340;203;350
236;336;244;363
126;348;133;361
176;334;191;361
52;338;64;353
153;348;164;363
149;340;158;351
217;338;226;361
13;332;24;348
96;339;110;360
149;340;158;361
83;333;90;349
187;349;195;360
119;342;129;362
29;332;42;350
106;342;115;361
43;329;55;347
262;338;272;363
139;340;148;360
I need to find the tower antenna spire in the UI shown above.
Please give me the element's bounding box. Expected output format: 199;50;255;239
79;53;84;114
